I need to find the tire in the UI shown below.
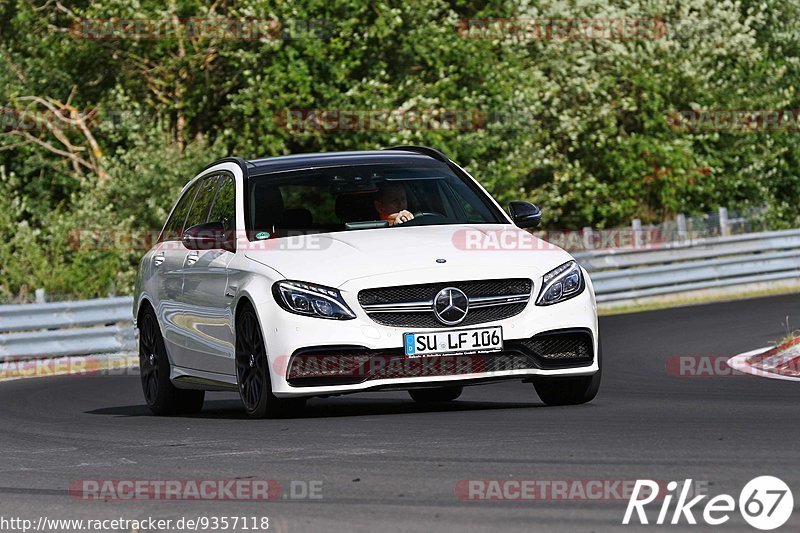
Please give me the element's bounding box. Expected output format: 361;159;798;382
408;385;463;403
235;303;306;419
138;307;205;415
532;340;602;406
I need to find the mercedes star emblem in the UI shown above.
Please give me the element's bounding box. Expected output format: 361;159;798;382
433;287;469;325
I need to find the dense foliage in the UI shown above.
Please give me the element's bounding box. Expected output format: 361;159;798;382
1;0;799;299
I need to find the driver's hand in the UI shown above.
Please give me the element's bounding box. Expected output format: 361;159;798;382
388;210;415;226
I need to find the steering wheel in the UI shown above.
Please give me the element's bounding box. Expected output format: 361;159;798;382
413;211;445;219
394;211;447;227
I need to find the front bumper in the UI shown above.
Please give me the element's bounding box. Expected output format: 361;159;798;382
258;277;599;397
287;327;594;387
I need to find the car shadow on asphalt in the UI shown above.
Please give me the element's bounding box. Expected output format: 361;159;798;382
85;397;547;419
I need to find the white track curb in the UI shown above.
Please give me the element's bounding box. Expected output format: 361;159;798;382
727;341;800;382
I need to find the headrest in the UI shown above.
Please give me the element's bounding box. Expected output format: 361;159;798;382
252;185;284;231
281;208;313;229
335;192;379;223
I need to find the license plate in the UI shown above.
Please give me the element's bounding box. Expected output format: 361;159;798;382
403;326;503;357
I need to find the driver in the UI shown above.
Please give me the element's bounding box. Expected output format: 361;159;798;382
374;182;415;226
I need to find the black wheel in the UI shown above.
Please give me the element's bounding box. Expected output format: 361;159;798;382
138;308;205;415
235;304;306;418
408;385;463;403
532;341;602;406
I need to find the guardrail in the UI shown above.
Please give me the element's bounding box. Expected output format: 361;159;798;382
0;297;135;360
574;228;800;303
1;227;799;360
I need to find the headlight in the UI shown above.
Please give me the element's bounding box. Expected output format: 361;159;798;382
273;280;356;320
536;261;585;306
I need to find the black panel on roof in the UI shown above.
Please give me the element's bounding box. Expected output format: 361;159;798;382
245;150;449;177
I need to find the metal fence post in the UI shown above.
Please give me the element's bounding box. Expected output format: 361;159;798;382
676;214;687;243
632;219;643;248
719;207;730;237
35;288;46;304
582;227;593;250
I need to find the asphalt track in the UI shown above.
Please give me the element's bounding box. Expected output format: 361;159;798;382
1;293;799;532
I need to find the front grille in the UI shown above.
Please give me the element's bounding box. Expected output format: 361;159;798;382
286;328;594;386
368;304;529;328
359;279;531;305
358;279;532;328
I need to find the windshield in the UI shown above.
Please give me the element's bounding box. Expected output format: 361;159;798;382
246;163;506;238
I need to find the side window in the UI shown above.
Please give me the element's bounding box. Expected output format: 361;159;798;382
184;175;219;230
162;180;201;241
208;175;236;232
406;180;446;215
444;181;491;222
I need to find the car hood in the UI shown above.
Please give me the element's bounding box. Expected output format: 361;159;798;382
244;224;574;288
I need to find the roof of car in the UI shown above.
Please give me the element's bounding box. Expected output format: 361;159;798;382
201;147;451;178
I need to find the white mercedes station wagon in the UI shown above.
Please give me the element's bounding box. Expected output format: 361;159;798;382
133;146;601;417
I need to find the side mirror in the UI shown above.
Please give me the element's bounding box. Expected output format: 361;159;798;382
508;201;541;229
182;222;235;252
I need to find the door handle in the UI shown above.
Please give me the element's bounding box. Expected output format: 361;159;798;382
153;252;165;267
185;251;199;266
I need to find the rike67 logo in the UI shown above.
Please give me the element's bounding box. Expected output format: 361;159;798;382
623;476;793;530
